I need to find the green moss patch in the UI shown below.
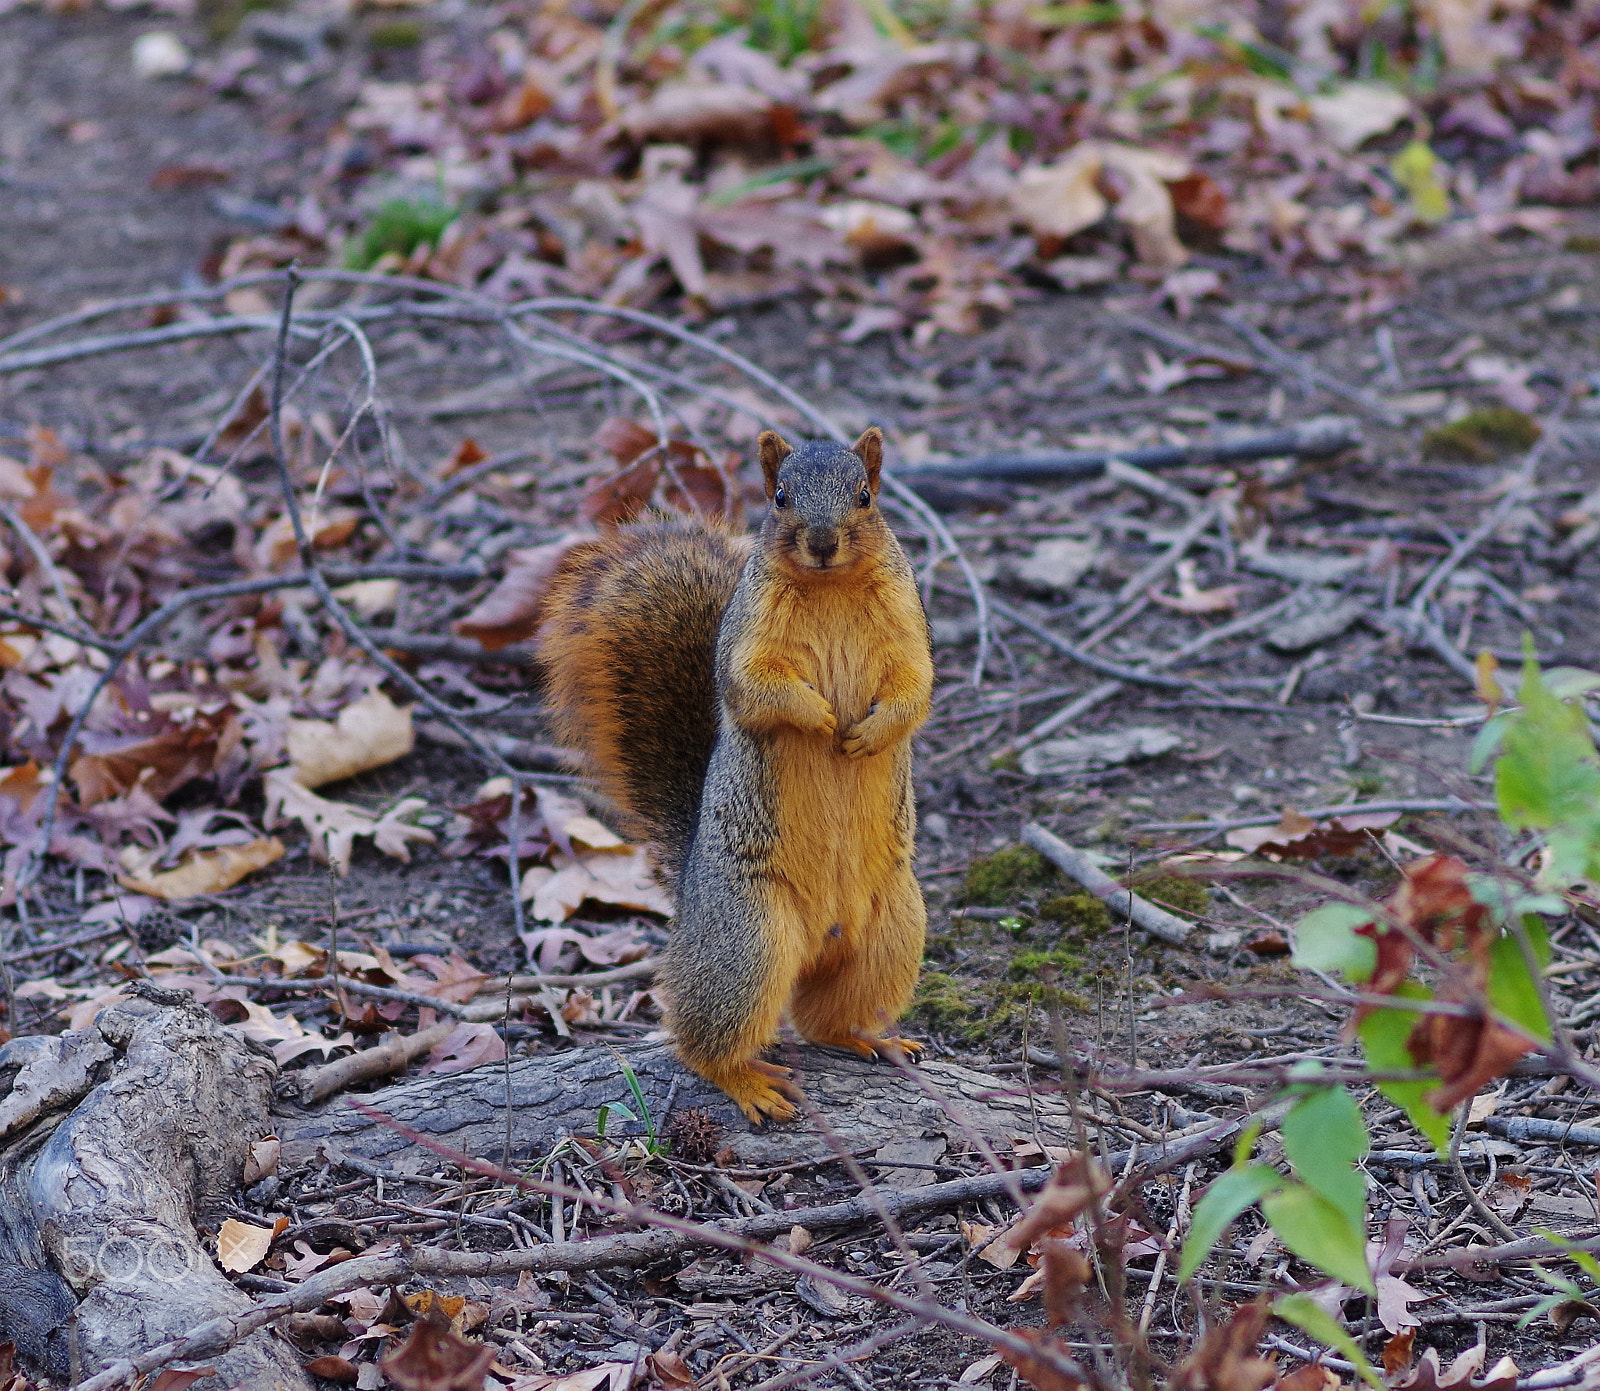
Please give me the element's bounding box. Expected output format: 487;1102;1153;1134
911;971;973;1027
962;846;1058;906
1126;873;1210;919
1423;407;1540;461
1038;892;1111;935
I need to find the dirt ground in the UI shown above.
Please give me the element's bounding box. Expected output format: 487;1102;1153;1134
3;6;1600;1391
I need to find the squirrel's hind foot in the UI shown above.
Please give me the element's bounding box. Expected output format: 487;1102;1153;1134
705;1059;802;1126
812;1032;924;1063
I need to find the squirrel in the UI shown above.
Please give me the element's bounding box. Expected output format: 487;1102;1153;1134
537;427;934;1123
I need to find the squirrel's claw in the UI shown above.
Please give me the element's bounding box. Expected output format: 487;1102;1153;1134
718;1060;802;1126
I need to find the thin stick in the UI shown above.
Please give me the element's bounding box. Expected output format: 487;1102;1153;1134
1022;824;1190;944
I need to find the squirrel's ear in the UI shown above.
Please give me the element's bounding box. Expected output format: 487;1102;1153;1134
851;426;884;492
757;430;792;499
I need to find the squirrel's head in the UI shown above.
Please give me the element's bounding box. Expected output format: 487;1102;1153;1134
757;427;885;575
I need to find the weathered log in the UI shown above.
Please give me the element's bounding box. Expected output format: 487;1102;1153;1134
278;1039;1081;1174
0;989;1082;1385
0;983;309;1388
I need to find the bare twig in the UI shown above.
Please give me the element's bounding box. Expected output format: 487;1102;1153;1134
1023;823;1190;944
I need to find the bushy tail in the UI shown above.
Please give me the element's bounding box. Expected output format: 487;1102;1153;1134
537;517;749;879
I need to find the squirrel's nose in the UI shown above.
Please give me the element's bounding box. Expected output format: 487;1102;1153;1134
807;531;838;563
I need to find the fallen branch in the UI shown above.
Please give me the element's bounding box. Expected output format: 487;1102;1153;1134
289;1021;456;1105
1133;797;1493;833
1021;822;1191;944
894;416;1360;483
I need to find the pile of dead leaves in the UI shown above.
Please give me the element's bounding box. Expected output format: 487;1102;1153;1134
203;0;1600;338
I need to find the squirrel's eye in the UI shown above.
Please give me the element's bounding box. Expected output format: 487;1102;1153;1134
858;487;871;508
774;485;787;508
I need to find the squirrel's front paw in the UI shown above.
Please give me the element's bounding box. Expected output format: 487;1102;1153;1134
842;712;890;758
792;685;837;738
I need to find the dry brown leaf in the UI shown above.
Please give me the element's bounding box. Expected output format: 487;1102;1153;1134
420;1021;507;1075
332;578;399;618
647;1348;695;1389
119;836;284;900
243;1135;281;1186
1169;1297;1276;1391
380;1316;495;1391
520;846;673;922
453;534;589;651
217;1216;279;1273
1010;146;1108;240
287;687;413;788
622;80;774;145
263;769;433;873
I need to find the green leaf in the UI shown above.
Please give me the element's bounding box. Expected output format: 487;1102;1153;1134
1496;656;1600;885
1544;667;1600;701
1282;1087;1369;1233
1274;1295;1384;1389
1487;927;1552;1042
1533;1229;1600;1282
1261;1183;1375;1293
1179;1164;1283;1283
1390;140;1450;223
1292;903;1377;981
1261;1182;1375;1292
1469;708;1513;774
1359;987;1451;1154
1233;1117;1264;1168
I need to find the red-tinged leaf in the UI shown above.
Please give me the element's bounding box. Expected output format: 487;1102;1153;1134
1039;1241;1091;1329
150;163;231;191
995;1155;1110;1258
1168;172;1230;233
1169;1297;1277;1391
1274;1368;1339;1391
1382;1328;1417;1377
1389;854;1491;958
1408;1005;1533;1113
493;75;554;132
453;535;589;651
146;1369;219;1391
581;454;662;528
303;1356;358;1384
438;437;488;479
646;1348;695;1388
216;385;270;452
25;425;68;469
1354;921;1415;999
1227;808;1399;858
662;459;736;520
380;1316;495;1391
997;1329;1085;1391
595;417;661;468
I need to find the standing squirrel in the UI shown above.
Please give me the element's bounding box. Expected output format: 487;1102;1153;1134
538;427;934;1122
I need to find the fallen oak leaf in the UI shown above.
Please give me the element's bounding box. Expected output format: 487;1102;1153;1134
118;837;285;900
519;846;674;922
1151;560;1240;614
287;687;414;789
262;771;433;873
419;1021;507;1075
